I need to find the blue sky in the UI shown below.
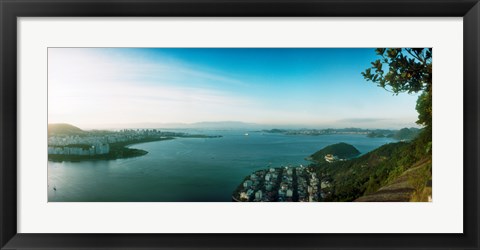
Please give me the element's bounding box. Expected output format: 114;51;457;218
48;48;421;129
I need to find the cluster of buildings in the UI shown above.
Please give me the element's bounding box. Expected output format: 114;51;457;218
234;165;331;202
296;167;313;201
47;129;176;156
48;143;110;156
238;170;268;201
277;167;294;202
324;154;338;163
306;171;321;201
283;129;370;136
48;134;113;156
324;154;348;163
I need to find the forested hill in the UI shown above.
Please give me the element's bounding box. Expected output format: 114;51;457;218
310;142;361;162
366;127;421;140
315;132;432;202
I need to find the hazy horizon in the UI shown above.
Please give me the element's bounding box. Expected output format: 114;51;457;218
48;48;420;129
49;120;420;131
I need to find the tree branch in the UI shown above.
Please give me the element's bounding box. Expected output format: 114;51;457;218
405;48;426;65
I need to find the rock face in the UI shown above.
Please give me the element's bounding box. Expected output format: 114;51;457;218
310;142;361;162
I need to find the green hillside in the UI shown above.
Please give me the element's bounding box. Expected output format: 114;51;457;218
392;127;421;140
310;142;360;162
366;127;421;140
316;132;432;201
355;158;432;202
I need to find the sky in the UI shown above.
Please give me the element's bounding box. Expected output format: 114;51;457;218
48;48;421;130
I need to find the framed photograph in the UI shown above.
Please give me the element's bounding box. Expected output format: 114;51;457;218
1;0;479;249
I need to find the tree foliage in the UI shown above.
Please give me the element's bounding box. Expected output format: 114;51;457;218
314;49;434;201
362;48;432;129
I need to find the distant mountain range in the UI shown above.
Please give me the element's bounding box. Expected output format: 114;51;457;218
48;122;422;138
75;121;266;130
182;121;260;129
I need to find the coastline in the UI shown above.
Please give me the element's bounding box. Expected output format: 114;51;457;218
48;137;174;162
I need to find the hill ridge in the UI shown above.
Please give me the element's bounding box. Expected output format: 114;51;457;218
48;123;84;136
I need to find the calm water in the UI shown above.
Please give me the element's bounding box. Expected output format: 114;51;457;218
48;130;395;202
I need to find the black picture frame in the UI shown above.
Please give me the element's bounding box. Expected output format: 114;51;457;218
1;0;479;249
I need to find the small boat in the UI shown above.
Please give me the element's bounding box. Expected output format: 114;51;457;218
244;133;249;136
53;185;57;191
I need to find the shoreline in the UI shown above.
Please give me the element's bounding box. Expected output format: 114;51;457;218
48;137;174;162
48;134;223;163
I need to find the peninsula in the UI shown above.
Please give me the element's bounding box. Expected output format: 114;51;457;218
48;123;221;162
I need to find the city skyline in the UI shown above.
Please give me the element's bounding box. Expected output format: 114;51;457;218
48;48;421;129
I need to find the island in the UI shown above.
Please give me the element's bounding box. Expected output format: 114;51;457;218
308;142;361;163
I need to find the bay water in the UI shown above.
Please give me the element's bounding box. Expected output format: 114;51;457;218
48;130;395;202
